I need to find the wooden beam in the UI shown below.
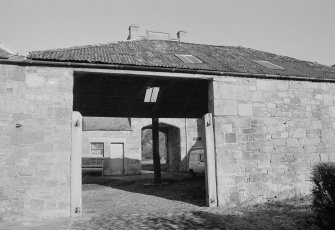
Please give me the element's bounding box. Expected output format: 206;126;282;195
203;113;218;207
152;117;161;184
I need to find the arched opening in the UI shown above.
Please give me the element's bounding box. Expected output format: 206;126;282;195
141;123;181;172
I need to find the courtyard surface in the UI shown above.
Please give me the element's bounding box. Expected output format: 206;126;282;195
71;171;319;230
2;171;321;230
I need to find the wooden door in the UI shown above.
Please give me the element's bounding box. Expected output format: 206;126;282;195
110;143;125;175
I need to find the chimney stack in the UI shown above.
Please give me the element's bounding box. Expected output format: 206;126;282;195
177;30;188;42
128;24;139;40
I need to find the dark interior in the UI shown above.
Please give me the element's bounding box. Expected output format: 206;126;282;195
73;71;209;118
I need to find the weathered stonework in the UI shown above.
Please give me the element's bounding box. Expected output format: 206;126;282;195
0;65;72;220
3;60;333;219
212;77;335;207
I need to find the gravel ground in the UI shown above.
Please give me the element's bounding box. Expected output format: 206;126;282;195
69;171;321;230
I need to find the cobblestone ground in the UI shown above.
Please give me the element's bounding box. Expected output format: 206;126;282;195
70;172;319;230
71;172;225;229
1;171;320;230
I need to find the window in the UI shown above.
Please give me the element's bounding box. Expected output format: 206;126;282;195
144;87;160;103
175;54;202;64
91;142;104;157
255;61;284;70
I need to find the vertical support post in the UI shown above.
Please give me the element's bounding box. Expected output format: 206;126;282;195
152;117;161;184
71;111;82;216
203;113;218;207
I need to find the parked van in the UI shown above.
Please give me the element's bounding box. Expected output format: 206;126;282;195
188;147;205;176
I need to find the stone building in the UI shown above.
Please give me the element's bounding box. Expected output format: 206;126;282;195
1;27;335;221
82;116;203;175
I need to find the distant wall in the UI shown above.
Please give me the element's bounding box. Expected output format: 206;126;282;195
212;76;335;207
82;118;204;175
0;65;73;220
83;129;141;175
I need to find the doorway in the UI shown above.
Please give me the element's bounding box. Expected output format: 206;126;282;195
71;71;216;217
110;142;125;175
141;123;182;172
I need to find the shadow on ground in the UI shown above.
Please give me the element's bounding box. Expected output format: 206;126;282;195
81;172;321;229
141;203;320;230
139;199;319;230
82;170;206;206
72;194;321;230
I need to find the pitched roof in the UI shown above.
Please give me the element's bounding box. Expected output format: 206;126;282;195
0;42;18;59
28;40;335;79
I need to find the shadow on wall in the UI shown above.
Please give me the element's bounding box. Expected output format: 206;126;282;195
82;157;141;176
181;118;205;172
105;157;141;175
141;123;181;172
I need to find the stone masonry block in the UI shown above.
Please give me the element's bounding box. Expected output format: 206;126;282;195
34;143;54;153
57;201;68;209
329;106;335;117
215;99;237;116
30;199;45;211
46;201;57;210
276;81;289;90
25;74;46;88
238;103;253;116
218;84;251;101
220;123;233;133
257;79;276;91
19;167;34;176
312;121;322;129
323;95;333;105
225;133;236;143
10;130;44;145
286;138;300;147
290;128;306;138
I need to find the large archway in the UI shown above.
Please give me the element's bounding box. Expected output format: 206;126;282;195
141;123;181;172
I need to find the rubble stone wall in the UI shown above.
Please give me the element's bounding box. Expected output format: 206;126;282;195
0;65;73;220
211;76;335;207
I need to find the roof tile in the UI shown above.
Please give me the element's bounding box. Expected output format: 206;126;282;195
28;40;335;79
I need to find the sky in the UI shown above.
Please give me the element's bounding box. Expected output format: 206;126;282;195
0;0;334;66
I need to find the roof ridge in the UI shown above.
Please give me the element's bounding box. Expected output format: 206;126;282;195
29;39;236;54
28;42;121;54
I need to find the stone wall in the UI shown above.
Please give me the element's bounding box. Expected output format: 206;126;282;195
82;117;204;175
212;76;335;207
0;65;73;220
83;129;141;175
